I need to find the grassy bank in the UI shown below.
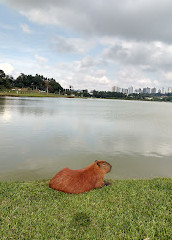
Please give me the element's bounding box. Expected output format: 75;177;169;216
0;178;171;240
0;91;65;98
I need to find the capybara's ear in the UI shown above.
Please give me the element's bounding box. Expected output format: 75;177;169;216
96;161;100;166
95;160;97;162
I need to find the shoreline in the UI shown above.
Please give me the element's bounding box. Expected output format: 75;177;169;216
0;176;171;183
0;92;171;103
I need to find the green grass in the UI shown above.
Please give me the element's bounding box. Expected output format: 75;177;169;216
0;178;171;240
0;91;64;98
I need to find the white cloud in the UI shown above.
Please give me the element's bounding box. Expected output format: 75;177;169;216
20;23;33;34
0;63;15;75
162;72;172;83
102;40;172;71
116;67;153;89
1;0;172;90
85;75;110;85
34;54;48;64
73;56;106;73
51;36;95;55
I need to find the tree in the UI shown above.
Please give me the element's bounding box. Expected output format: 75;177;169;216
0;70;12;89
0;70;5;79
48;79;63;93
0;70;64;93
82;89;90;97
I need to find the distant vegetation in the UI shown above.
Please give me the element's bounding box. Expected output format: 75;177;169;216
1;69;172;101
0;70;63;94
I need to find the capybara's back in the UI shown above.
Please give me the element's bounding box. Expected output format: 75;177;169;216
49;160;112;194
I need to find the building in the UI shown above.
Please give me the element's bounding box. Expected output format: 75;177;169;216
121;88;128;94
143;87;151;94
112;86;121;92
128;86;134;95
151;88;156;94
162;87;165;94
168;87;172;93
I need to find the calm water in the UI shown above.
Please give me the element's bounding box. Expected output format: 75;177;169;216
0;97;172;181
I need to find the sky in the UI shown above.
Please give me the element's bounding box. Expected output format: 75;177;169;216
0;0;172;91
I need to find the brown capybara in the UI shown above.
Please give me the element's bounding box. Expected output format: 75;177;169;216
49;160;112;194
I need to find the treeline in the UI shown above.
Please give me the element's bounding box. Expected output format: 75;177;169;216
0;70;63;93
1;69;172;101
76;90;172;102
91;90;125;98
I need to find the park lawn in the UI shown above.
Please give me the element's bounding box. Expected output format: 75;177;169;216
0;178;171;240
0;92;62;98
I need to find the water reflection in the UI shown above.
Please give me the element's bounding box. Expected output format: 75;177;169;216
0;97;6;113
2;110;12;122
0;97;172;181
0;97;57;117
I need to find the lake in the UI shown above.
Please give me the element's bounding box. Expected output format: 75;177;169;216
0;96;172;181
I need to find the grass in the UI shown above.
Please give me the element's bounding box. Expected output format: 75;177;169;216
0;91;64;98
0;178;171;240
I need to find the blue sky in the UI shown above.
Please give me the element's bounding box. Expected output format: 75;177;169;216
0;0;172;91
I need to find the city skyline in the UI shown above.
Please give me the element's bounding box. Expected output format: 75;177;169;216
112;86;172;94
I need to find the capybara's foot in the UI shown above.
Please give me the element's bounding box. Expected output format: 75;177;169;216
104;181;112;186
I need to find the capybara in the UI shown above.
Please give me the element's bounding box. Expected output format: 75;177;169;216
49;160;112;194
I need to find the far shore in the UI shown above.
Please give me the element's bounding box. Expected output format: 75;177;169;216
0;91;171;102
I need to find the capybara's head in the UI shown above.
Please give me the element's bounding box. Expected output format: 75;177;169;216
95;160;112;173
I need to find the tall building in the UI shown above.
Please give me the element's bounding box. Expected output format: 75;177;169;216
112;86;117;92
151;88;156;94
168;87;172;93
128;86;134;94
143;87;151;94
122;88;128;94
112;86;121;92
162;87;165;94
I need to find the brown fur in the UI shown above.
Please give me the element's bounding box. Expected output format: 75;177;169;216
49;160;112;194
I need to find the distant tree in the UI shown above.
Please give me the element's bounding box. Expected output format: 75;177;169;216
14;73;27;88
34;74;45;90
0;70;13;89
82;89;90;97
92;90;125;99
0;70;5;89
0;70;5;79
0;71;64;92
48;79;63;93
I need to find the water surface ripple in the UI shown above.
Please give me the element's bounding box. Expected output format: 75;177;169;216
0;97;172;181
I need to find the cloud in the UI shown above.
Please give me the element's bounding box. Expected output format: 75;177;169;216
20;23;33;34
34;54;48;64
116;67;153;89
51;36;95;55
0;62;15;75
3;0;172;42
102;39;172;71
74;56;106;73
84;75;110;85
162;72;172;83
1;0;172;91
